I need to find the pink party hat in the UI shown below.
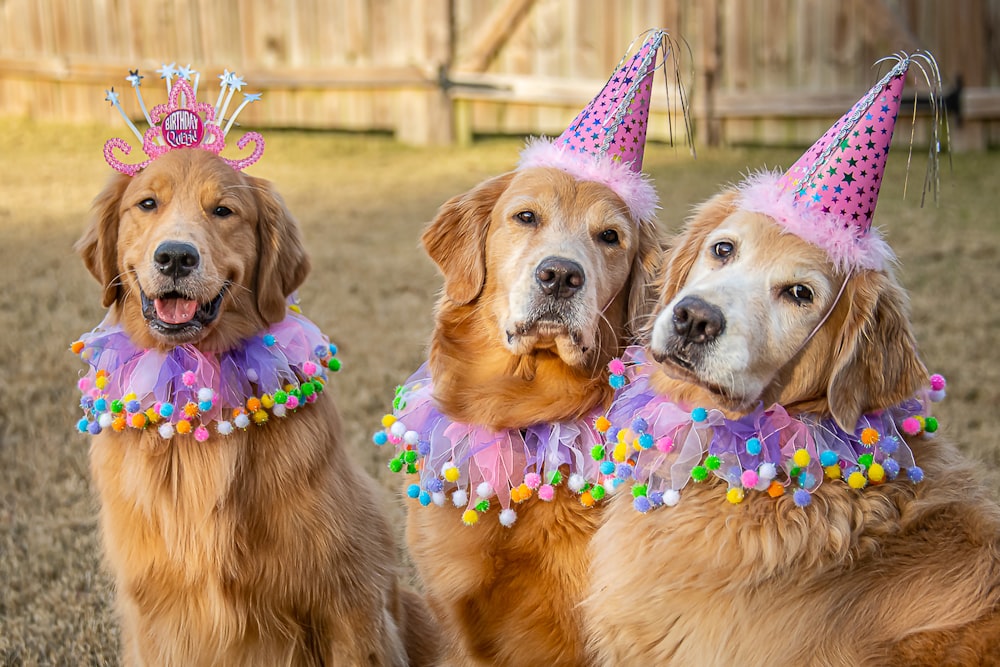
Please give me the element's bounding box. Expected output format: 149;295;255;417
519;29;689;223
737;53;944;271
103;65;264;176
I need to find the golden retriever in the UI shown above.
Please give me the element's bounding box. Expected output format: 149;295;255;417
583;189;1000;665
76;148;437;666
402;166;661;666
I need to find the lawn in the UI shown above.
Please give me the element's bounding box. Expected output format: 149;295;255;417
1;117;997;664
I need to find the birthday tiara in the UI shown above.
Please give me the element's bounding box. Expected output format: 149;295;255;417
103;64;264;176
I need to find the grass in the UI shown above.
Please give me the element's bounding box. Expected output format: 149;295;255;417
0;117;997;665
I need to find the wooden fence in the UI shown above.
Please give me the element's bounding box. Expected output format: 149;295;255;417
1;0;998;148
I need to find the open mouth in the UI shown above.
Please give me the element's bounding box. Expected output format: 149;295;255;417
140;285;227;336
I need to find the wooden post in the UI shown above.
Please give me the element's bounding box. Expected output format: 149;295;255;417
395;0;454;146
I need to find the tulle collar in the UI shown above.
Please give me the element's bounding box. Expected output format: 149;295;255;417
372;363;608;527
594;346;945;511
73;303;340;442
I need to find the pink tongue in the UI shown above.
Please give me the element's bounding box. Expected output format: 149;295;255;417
154;298;199;324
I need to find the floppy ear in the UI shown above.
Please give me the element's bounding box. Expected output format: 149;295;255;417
253;177;310;324
659;189;739;305
76;173;131;307
421;171;514;305
624;219;665;342
827;269;929;431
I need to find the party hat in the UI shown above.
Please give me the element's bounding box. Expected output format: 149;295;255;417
103;65;264;176
518;29;690;223
737;52;944;271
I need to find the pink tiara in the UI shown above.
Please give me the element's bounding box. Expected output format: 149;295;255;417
103;65;264;176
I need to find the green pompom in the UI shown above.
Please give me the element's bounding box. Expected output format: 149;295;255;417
406;463;418;474
111;399;124;414
590;445;605;461
591;485;606;501
475;499;490;512
388;459;404;473
300;382;316;397
273;390;288;404
925;416;939;433
789;466;801;478
704;455;721;471
549;471;563;485
632;484;648;498
403;450;418;464
858;453;874;468
327;358;342;372
691;465;708;482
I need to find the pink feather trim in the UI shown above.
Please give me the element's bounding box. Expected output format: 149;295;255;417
736;171;895;272
517;138;659;224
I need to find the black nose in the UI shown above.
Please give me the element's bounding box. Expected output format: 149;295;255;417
153;241;200;279
535;257;585;299
672;296;725;344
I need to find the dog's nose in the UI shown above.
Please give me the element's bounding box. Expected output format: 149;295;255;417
153;241;200;279
672;296;725;344
535;257;585;299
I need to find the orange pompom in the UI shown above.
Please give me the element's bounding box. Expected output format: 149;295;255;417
579;490;596;507
767;481;785;498
184;402;199;417
71;341;85;354
130;413;146;429
860;427;880;446
112;416;126;432
595;416;611;433
510;485;523;503
246;397;262;413
517;483;531;502
175;420;192;435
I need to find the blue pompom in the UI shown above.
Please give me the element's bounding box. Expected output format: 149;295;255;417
691;407;708;423
819;449;839;467
745;437;762;456
609;375;626;389
616;463;634;480
159;403;174;417
605;426;619;442
87;420;102;435
883;458;901;478
793;488;812;507
799;473;817;488
80;396;94;410
94;397;108;412
418;491;432;506
881;435;899;454
631;417;648;432
633;496;652;513
126;399;141;413
907;466;924;483
426;478;444;493
328;344;338;356
406;484;421;499
600;460;615;475
198;400;212;412
648;491;664;506
263;334;276;347
417;440;431;456
372;431;388;446
77;418;90;433
638;433;654;450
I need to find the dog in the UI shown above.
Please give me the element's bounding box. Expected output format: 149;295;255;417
583;188;1000;665
399;165;661;666
75;148;437;666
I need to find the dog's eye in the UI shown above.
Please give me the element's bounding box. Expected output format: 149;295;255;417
785;284;815;304
599;229;620;245
712;241;734;258
515;211;536;225
213;206;233;218
138;198;157;211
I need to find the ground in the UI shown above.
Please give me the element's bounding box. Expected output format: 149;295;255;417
0;118;997;665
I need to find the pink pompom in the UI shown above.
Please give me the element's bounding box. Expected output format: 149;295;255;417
302;361;317;376
930;374;946;392
741;470;759;488
182;371;197;387
77;377;92;391
656;437;674;453
538;484;555;501
524;472;542;489
901;417;922;436
388;434;402;445
194;426;210;442
286;395;300;410
608;359;626;375
306;393;318;403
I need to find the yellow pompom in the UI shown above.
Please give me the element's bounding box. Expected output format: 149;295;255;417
595;416;611;433
176;420;192;435
726;487;745;504
252;410;268;425
289;304;302;313
144;408;159;423
767;481;785;498
260;394;275;409
510;485;522;503
612;441;628;463
579;490;596;507
443;466;460;483
848;471;867;489
130;413;146;429
461;510;478;526
824;464;842;480
381;414;396;428
123;392;137;402
860;427;880;446
95;375;108;390
868;463;885;483
792;448;810;467
516;483;531;502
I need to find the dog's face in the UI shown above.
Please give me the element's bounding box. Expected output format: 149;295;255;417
651;190;927;430
423;167;658;369
77;148;308;352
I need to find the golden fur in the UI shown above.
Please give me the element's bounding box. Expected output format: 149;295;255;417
584;190;1000;665
408;167;661;666
77;148;438;666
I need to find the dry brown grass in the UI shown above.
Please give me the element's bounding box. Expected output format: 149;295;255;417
0;118;997;665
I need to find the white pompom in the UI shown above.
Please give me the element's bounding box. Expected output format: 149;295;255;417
431;492;446;506
245;369;259;383
389;421;407;437
603;479;617;494
663;489;680;506
498;509;517;527
452;489;468;507
158;423;175;439
216;420;233;436
197;387;214;402
98;413;113;428
476;482;493;499
234;413;251;429
758;462;777;480
567;473;586;492
272;404;287;417
403;430;420;446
